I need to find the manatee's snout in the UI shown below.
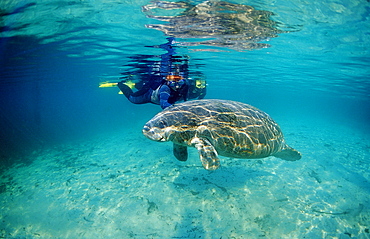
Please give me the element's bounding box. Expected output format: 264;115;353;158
142;124;166;142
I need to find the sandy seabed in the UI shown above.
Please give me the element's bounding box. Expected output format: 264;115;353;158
1;119;369;239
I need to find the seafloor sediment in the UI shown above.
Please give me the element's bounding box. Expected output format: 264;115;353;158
0;120;369;238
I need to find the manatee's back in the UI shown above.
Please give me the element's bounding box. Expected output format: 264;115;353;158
180;99;286;158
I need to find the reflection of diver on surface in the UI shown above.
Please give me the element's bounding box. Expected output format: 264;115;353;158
117;38;206;109
142;0;290;50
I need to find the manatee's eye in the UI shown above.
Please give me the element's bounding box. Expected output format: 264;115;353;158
157;120;168;128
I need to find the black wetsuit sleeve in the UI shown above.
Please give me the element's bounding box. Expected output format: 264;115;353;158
198;87;206;99
159;85;172;109
183;85;189;101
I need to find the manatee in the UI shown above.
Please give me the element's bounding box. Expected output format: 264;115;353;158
142;99;301;170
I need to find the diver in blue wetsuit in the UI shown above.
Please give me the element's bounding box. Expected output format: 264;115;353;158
117;38;190;109
118;74;188;109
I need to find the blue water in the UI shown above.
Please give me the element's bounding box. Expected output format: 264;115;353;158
1;0;370;238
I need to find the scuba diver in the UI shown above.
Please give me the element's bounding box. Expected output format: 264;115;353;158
117;73;188;109
113;37;206;109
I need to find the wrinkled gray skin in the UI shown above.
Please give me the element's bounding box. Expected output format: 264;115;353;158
143;99;301;170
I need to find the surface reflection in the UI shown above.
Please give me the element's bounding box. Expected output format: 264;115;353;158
143;0;285;50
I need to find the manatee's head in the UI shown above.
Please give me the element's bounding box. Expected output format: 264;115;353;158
142;114;174;142
143;105;199;143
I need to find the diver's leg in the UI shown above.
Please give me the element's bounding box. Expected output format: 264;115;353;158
128;90;152;104
118;81;153;105
117;81;133;99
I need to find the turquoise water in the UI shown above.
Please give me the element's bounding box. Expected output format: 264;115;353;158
1;0;370;238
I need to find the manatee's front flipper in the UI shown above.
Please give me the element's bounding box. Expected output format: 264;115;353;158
273;145;302;161
190;137;220;170
173;143;188;161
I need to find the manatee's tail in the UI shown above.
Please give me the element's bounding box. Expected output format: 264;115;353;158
273;145;302;161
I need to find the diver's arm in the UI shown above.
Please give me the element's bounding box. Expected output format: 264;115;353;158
183;84;189;101
159;85;172;109
198;87;206;99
